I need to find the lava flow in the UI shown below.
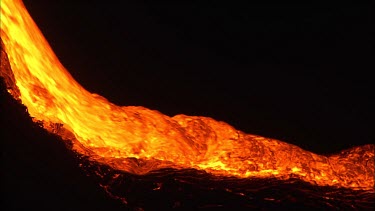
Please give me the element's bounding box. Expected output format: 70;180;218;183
0;0;374;192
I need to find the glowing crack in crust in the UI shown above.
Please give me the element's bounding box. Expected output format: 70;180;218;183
1;0;374;190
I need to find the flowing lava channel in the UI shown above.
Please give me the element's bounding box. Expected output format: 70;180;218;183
1;0;374;193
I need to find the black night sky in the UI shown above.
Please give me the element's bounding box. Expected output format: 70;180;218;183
1;0;374;210
21;0;373;154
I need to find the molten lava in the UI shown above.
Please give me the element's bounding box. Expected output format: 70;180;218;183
1;0;374;191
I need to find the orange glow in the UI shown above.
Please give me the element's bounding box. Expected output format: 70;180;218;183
1;0;374;190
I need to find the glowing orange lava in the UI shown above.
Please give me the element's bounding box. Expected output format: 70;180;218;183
1;0;374;190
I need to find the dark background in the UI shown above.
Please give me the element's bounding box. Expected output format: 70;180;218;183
1;1;373;210
20;1;373;153
20;0;373;154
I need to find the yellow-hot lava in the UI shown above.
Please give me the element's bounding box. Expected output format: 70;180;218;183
1;0;374;190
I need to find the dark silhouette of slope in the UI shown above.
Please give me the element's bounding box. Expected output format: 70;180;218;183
0;78;128;210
